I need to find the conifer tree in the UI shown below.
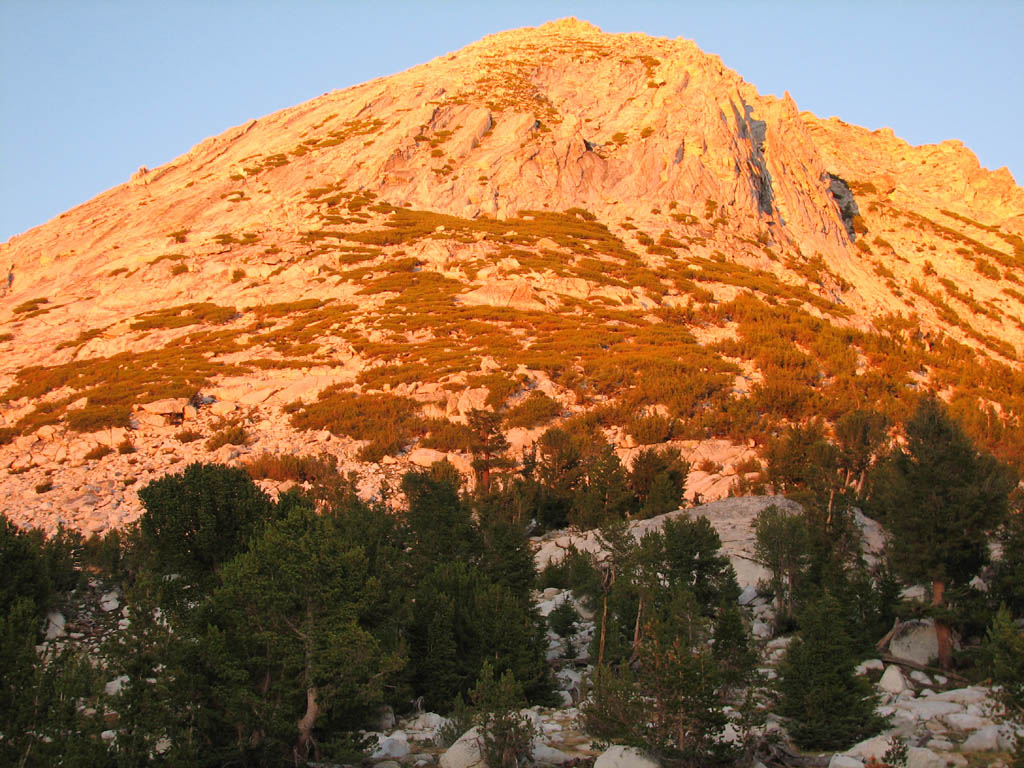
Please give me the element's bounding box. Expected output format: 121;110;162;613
135;462;276;590
467;409;513;491
572;444;635;528
628;447;689;518
835;408;889;496
535;427;582;529
869;394;1016;667
204;501;403;764
777;594;887;750
754;506;809;622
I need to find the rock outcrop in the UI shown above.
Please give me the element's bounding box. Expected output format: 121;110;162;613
1;18;1022;533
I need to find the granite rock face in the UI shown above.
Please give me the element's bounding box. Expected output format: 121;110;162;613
2;18;1022;534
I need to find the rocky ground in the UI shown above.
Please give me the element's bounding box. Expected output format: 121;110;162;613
1;379;762;536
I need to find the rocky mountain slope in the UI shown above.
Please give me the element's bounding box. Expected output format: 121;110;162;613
2;18;1023;534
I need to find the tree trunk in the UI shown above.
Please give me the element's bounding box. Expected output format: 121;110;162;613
932;579;953;670
295;686;319;764
597;592;609;668
294;603;320;763
632;596;644;654
786;569;795;621
596;565;615;667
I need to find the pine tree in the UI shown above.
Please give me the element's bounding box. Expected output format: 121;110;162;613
754;505;809;622
467;409;513;491
835;409;889;496
991;506;1024;617
628;447;689;517
984;605;1024;710
777;594;887;750
135;462;276;589
204;501;403;764
572;444;636;529
869;394;1016;667
535;427;582;529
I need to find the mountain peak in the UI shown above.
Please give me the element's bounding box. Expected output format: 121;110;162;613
1;21;1023;535
533;17;604;35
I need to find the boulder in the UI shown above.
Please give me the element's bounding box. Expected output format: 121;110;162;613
409;447;447;467
930;687;987;705
897;700;962;720
440;727;483;768
845;735;896;762
960;725;1000;752
533;740;573;765
104;674;129;696
594;745;660;768
139;398;188;416
375;730;410;759
879;665;906;694
829;756;863;768
909;670;932;686
210;400;237;416
906;747;947;768
44;610;66;640
100;589;121;612
738;584;759;605
855;659;885;675
943;713;992;731
888;620;939;666
406;711;446;732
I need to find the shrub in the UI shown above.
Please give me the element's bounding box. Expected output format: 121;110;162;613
170;264;189;276
12;298;48;315
471;373;520;409
174;428;203;443
66;404;132;433
504;391;561;429
205;425;248;451
422;420;476;452
696;458;722;474
626;412;674;445
83;445;113;461
34;480;53;494
290;388;424;463
231;268;246;283
243;452;339;485
117;438;136;454
129;302;237;331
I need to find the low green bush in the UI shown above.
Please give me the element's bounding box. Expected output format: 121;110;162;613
504;392;561;429
290;388;424;462
66;404;131;433
205;426;248;451
83;445;113;461
243;452;339;485
174;428;203;443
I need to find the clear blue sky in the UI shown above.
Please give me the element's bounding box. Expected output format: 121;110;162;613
2;1;1022;242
